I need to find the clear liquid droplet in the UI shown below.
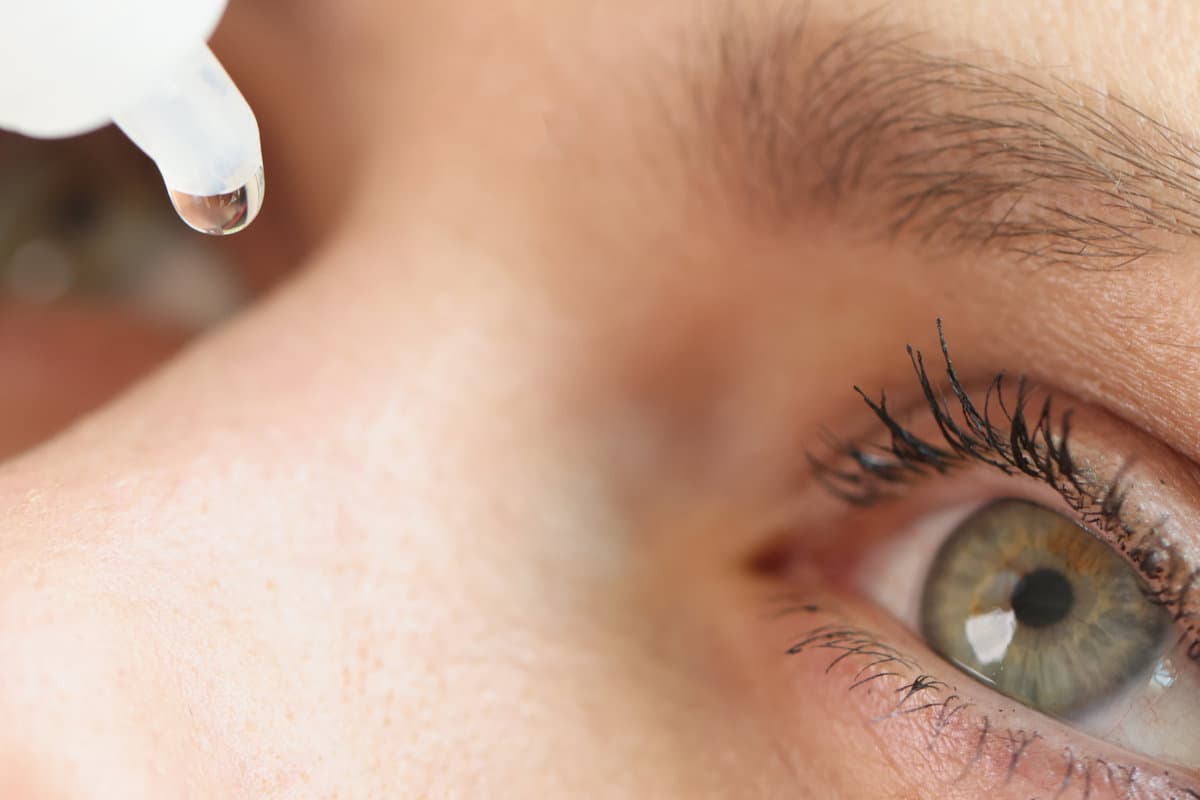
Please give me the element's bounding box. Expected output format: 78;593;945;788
168;166;265;236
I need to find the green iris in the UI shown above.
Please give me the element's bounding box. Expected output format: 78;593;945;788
920;499;1169;715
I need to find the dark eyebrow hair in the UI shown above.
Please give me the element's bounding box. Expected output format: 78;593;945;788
698;11;1200;269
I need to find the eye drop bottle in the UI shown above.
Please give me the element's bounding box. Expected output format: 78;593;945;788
0;0;265;235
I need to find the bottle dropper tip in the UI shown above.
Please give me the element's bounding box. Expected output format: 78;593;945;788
113;46;265;236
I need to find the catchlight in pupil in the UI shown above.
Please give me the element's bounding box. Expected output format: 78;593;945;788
920;499;1169;715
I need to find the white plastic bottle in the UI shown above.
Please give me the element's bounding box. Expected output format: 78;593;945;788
0;0;265;235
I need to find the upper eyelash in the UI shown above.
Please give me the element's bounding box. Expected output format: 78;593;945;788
810;319;1117;516
809;319;1200;658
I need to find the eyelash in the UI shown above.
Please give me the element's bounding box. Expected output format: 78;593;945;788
808;319;1200;661
778;606;1200;799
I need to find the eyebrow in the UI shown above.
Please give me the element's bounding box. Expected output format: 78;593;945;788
699;11;1200;269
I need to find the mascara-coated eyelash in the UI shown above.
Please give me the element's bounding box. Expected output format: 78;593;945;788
810;319;1102;510
809;320;1200;660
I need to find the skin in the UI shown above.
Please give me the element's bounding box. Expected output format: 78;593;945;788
2;0;1200;797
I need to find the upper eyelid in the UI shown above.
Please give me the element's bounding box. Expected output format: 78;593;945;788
696;10;1200;270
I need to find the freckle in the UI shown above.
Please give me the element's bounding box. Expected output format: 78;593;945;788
265;579;277;592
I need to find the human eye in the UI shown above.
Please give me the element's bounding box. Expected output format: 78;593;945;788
770;321;1200;797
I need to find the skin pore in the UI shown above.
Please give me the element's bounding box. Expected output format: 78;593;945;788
3;0;1200;797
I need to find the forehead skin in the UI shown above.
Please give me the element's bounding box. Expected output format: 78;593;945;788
2;0;1200;798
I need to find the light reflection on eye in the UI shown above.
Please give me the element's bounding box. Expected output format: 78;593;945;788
0;130;246;328
858;496;1200;768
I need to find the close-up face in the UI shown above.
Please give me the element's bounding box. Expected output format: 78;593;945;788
3;1;1200;797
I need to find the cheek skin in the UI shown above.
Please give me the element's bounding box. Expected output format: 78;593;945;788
729;567;1200;800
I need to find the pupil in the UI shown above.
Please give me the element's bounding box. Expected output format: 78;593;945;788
1010;568;1074;627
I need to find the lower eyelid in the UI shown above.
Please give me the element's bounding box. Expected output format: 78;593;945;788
763;583;1200;799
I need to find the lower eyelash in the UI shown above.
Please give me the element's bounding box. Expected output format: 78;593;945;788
774;600;1200;799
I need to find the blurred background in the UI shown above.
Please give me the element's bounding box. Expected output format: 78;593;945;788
0;122;295;457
